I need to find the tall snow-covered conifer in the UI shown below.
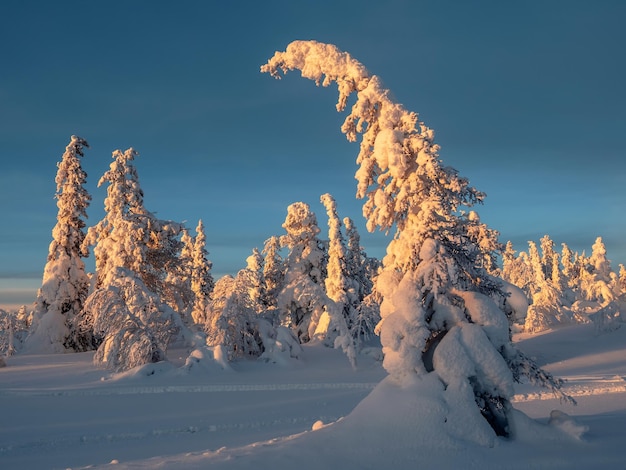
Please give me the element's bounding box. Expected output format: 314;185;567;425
29;136;92;353
190;220;214;325
262;235;285;309
278;202;328;342
320;193;357;367
343;216;381;346
263;40;571;443
81;148;185;371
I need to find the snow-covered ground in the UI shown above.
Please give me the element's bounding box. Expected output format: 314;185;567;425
1;324;625;470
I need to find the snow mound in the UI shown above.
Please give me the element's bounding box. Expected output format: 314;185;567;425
548;410;588;440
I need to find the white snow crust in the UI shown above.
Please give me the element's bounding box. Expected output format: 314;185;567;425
1;323;626;469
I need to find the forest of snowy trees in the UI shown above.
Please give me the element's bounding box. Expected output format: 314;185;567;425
0;136;381;372
1;40;624;443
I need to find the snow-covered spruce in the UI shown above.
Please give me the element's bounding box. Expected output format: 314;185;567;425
26;136;92;353
81;148;191;371
262;40;572;443
277;202;329;343
189;219;215;325
320;193;357;368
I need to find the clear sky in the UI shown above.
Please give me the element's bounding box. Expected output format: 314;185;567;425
1;0;625;309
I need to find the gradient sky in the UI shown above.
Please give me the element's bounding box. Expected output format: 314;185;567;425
1;0;625;309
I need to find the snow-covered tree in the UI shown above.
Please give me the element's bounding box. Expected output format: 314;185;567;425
190;220;214;325
576;239;611;305
262;235;285;309
84;268;184;372
28;136;93;353
539;235;556;281
263;40;571;442
560;243;578;289
204;275;253;360
320;193;357;367
241;248;267;310
204;266;296;362
0;309;29;356
163;227;195;324
81;148;187;370
277;202;328;343
343;216;381;346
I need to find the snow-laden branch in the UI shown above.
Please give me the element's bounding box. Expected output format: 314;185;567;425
262;40;482;235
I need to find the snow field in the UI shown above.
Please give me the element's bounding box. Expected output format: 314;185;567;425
1;323;625;469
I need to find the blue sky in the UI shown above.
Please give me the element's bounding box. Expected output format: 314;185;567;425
1;0;625;308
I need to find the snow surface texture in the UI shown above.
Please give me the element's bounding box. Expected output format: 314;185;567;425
1;323;625;469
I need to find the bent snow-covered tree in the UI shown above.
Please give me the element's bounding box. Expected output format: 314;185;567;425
263;40;571;443
29;136;92;353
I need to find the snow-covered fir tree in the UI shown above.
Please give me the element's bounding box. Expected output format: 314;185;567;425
343;216;381;346
539;235;556;281
320;193;357;367
163;227;195;325
190;220;214;325
204;275;258;360
28;136;93;353
204;268;302;364
81;148;186;371
262;235;285;310
579;237;617;306
277;201;328;343
240;248;267;311
560;242;578;291
0;309;29;356
263;40;571;442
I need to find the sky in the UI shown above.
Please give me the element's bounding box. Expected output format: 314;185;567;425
1;0;624;309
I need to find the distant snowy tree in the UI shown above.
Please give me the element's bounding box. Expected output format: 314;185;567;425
263;40;571;442
0;309;29;356
523;238;572;333
28;136;93;353
320;193;357;367
574;237;621;332
204;270;301;364
343;216;381;345
560;243;579;292
579;237;616;306
190;220;214;325
204;272;263;361
526;241;543;296
163;227;195;324
262;235;285;309
539;235;556;281
240;248;267;310
501;242;532;297
277;202;328;342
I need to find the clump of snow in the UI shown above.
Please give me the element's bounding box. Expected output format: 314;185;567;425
257;322;303;365
111;360;177;380
311;420;326;431
182;346;232;374
500;280;529;324
452;288;511;349
23;309;69;354
548;410;589;440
